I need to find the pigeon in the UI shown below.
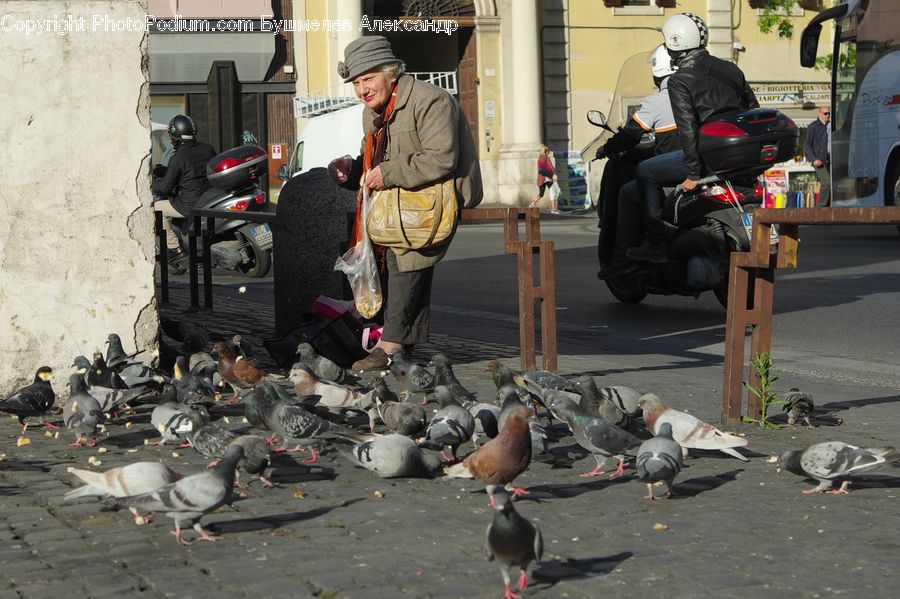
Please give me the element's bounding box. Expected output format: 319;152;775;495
87;384;151;415
430;354;477;404
0;366;56;431
635;422;683;500
776;442;898;494
213;341;265;398
546;390;641;478
418;385;476;461
334;433;444;478
289;365;371;413
459;398;501;447
485;489;543;599
64;462;182;524
571;376;634;429
445;405;533;504
486;361;546;425
63;374;105;446
389;350;435;399
187;416;273;488
173;355;216;405
496;385;547;456
294;342;355;384
160;318;211;354
244;379;363;461
230;334;252;360
87;352;127;390
150;402;209;446
375;398;427;437
72;355;92;383
638;393;749;462
782;388;815;428
105;333;144;370
119;443;245;544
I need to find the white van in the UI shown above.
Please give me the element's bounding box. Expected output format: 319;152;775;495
279;103;365;182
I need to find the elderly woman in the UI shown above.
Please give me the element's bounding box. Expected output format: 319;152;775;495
329;36;483;370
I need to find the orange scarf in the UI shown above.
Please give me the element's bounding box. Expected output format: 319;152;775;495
350;88;398;247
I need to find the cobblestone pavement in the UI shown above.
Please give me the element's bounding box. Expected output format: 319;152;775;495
2;286;899;598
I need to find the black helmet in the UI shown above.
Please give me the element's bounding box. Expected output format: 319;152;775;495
167;114;197;141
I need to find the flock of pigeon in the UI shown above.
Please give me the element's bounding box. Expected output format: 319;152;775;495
1;330;898;598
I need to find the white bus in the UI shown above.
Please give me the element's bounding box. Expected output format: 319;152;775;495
800;0;900;207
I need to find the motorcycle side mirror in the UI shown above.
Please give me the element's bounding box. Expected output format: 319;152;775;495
587;111;608;128
277;164;289;181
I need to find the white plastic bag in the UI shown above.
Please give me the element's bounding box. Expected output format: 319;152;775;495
550;181;561;201
334;187;383;319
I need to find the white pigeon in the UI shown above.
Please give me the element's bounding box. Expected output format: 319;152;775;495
64;462;182;524
288;365;372;412
777;442;897;494
638;393;749;461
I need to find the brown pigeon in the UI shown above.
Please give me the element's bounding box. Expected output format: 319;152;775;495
445;405;532;505
212;341;264;401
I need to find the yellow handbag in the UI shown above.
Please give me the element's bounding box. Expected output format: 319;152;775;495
366;178;458;253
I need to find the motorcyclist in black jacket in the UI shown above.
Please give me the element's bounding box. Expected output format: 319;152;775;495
626;12;758;263
152;115;217;263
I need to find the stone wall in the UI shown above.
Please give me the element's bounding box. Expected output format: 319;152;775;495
0;0;155;394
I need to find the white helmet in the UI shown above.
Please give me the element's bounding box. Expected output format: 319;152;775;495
662;13;708;53
649;44;677;79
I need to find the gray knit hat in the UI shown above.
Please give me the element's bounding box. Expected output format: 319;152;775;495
338;36;400;83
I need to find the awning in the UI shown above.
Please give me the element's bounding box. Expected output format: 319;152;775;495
149;32;275;83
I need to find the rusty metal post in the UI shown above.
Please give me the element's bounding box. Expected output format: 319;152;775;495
515;241;537;371
722;254;750;423
538;240;557;372
747;264;775;422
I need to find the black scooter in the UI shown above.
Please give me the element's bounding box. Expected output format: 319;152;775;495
153;145;272;278
590;108;797;308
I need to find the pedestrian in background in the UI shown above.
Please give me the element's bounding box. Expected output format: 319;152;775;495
328;36;482;370
531;146;559;214
804;105;831;207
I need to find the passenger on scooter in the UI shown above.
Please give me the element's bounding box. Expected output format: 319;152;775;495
626;13;758;263
152;115;218;264
597;44;682;279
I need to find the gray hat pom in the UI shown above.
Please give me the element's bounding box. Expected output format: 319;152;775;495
338;36;400;83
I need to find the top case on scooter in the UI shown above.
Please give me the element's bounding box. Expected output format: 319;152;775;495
207;145;268;191
698;109;798;175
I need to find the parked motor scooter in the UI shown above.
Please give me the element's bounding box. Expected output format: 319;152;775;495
153;145;273;278
589;108;797;308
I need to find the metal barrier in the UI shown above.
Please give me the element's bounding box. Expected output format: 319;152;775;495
459;207;558;373
721;206;900;423
156;206;558;372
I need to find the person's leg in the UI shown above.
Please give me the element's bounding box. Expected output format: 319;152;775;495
599;180;641;278
153;199;184;251
627;151;687;261
530;183;548;209
598;156;637;264
816;165;831;207
353;250;434;370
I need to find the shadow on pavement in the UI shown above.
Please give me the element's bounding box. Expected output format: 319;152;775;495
532;551;634;584
209;498;365;535
818;394;900;415
675;469;744;497
850;475;900;490
519;475;635;502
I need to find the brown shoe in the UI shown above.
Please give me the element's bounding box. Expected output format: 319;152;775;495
352;348;390;371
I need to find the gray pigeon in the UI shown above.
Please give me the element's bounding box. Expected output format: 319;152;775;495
0;366;56;432
119;443;245;544
186;416;273;487
245;379;363;462
63;374;105;446
64;462;182;524
487;361;548;427
418;385;475;461
376;399;427;437
571;376;633;428
635;422;683;500
334;433;444;478
150;402;209;445
546;390;641;478
782;387;815;428
485;489;543;599
430;354;477;404
173;355;216;405
389;350;435;400
777;442;898;494
105;333;140;370
294;342;354;384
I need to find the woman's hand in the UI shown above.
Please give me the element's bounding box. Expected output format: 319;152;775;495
365;165;386;190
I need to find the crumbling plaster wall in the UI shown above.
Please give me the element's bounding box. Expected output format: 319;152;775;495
0;0;156;395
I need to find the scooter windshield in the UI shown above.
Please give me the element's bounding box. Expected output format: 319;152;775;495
581;51;658;159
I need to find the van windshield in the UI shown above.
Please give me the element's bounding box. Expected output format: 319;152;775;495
287;141;304;177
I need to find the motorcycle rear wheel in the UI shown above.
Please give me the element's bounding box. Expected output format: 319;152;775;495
605;276;647;304
236;232;272;278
